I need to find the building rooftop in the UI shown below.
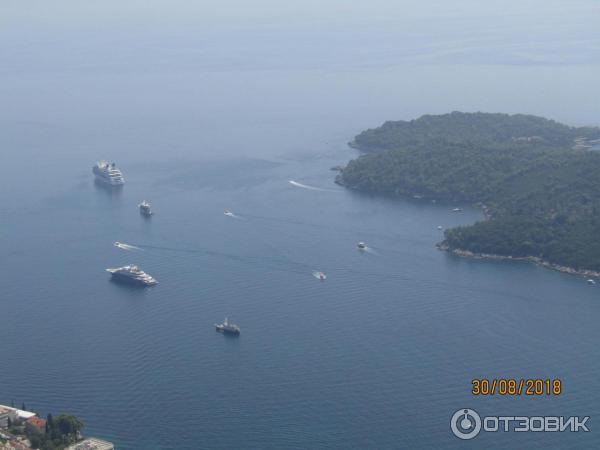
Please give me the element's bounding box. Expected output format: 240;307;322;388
0;405;36;420
26;416;46;428
66;438;114;450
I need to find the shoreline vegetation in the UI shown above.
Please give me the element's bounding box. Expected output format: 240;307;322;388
0;404;85;450
337;112;600;277
437;242;600;278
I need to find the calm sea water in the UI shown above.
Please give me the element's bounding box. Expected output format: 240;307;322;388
1;2;600;449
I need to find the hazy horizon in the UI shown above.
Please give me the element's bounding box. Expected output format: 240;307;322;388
2;0;599;126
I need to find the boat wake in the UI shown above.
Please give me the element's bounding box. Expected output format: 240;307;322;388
359;246;379;256
289;180;339;192
131;242;319;277
224;210;242;219
114;242;142;251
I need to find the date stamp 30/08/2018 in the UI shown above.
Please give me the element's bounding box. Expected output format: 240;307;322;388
472;379;562;396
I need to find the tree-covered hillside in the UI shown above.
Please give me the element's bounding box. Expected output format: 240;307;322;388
350;111;599;151
339;112;600;271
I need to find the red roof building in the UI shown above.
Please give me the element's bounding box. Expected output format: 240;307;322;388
25;416;46;434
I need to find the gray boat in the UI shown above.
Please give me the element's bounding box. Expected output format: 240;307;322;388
215;318;240;335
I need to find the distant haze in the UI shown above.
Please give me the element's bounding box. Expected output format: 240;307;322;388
0;0;599;182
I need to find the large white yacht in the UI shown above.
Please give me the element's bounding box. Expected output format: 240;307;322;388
93;161;125;186
106;265;158;286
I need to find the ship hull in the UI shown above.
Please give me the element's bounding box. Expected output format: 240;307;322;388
215;326;240;335
93;166;125;186
108;273;157;286
95;177;124;186
94;174;125;186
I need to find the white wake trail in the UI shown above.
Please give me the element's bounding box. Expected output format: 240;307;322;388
114;242;142;251
365;247;379;256
289;180;340;192
224;211;243;220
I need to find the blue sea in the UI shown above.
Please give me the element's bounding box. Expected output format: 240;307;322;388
1;1;600;449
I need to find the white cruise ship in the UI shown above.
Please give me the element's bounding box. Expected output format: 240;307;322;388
106;265;158;286
93;161;125;186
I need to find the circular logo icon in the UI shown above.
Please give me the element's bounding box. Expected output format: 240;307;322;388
451;408;481;440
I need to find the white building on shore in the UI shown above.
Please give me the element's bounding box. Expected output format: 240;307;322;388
0;405;36;427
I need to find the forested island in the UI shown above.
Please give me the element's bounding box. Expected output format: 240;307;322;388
337;112;600;273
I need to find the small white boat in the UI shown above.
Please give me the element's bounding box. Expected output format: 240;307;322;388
452;207;463;212
357;242;367;250
224;209;234;217
437;226;443;230
312;271;327;280
587;279;596;285
114;241;139;251
139;200;153;216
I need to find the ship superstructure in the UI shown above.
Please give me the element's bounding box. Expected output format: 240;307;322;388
93;161;125;186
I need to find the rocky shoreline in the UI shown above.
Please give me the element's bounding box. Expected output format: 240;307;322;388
437;243;600;278
336;159;596;279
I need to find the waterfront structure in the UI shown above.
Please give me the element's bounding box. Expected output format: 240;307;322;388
0;406;34;425
66;438;114;450
0;407;13;428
